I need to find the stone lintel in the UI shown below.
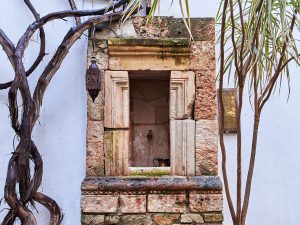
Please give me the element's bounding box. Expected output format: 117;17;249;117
81;176;222;192
108;38;191;71
108;37;190;47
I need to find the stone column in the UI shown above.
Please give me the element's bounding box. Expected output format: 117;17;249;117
104;71;129;175
170;71;196;176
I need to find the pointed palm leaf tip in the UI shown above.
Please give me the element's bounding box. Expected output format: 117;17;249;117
121;0;192;38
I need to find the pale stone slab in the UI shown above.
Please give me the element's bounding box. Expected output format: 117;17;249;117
170;71;195;119
170;120;195;176
95;20;138;39
119;195;147;213
189;193;223;212
86;120;104;176
104;130;129;176
131;124;169;167
148;194;186;213
181;214;204;223
81;195;118;213
87;92;104;121
108;39;191;71
104;71;129;128
109;54;190;71
195;120;218;176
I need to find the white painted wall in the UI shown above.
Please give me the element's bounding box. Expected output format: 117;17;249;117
0;0;299;225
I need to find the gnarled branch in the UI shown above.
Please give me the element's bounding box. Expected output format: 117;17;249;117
32;12;122;124
0;29;15;68
24;0;46;76
68;0;81;25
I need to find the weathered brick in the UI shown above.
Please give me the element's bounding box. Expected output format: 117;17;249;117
81;195;118;213
148;194;186;213
119;195;146;213
203;213;224;223
152;214;180;225
195;120;218;176
194;69;217;120
81;214;104;225
105;215;120;224
120;215;152;225
189;193;222;212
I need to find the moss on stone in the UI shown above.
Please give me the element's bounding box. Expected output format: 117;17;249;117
108;37;190;46
129;169;171;176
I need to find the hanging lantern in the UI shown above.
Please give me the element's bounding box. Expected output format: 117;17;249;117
86;56;102;102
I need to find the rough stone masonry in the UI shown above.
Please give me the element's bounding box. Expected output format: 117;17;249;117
82;16;222;225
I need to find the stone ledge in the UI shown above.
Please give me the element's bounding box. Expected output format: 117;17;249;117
108;37;190;46
81;176;222;192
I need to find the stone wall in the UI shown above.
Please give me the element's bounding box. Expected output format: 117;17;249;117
81;177;223;225
83;16;221;225
86;16;217;176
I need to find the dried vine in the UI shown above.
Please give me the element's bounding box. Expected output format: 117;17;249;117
0;1;130;224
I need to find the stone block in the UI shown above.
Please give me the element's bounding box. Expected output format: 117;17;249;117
189;193;223;212
119;195;147;213
81;214;105;225
88;40;109;70
105;215;120;224
181;214;204;223
131;124;169;167
81;195;118;213
120;215;152;225
95;20;138;39
132;17;170;38
86;120;104;176
148;194;186;213
104;130;129;176
170;120;195;176
170;71;195;119
203;213;224;223
195;120;218;176
189;41;215;71
87;91;104;121
194;69;217;120
132;17;215;41
108;38;190;71
153;214;180;225
104;71;129;128
132;98;156;124
86;41;106;121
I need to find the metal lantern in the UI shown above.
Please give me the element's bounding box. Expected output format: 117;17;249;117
86;56;102;102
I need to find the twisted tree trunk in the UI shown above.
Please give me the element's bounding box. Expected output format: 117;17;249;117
0;1;130;224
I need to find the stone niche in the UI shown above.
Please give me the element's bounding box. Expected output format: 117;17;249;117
82;17;222;225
